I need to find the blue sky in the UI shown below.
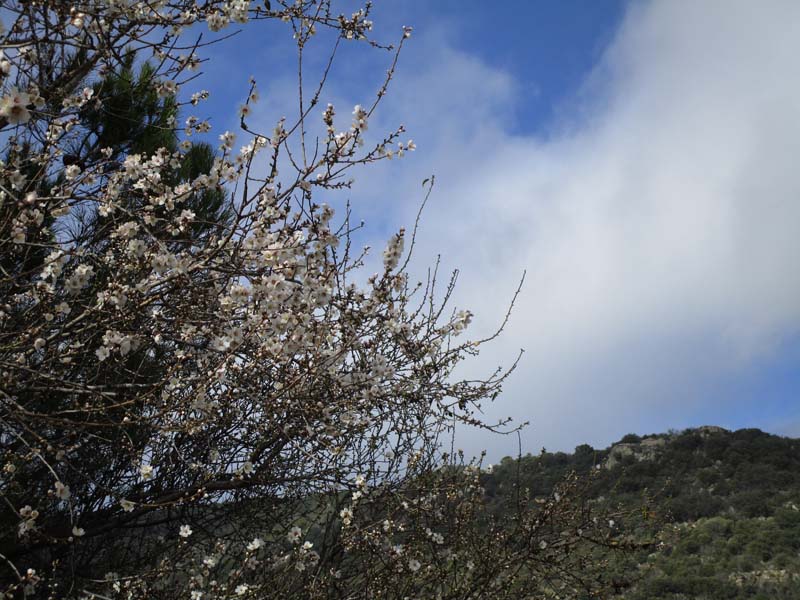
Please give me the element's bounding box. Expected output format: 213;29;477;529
368;1;627;136
193;1;800;459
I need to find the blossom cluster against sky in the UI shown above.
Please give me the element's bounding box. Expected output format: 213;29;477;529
197;0;800;459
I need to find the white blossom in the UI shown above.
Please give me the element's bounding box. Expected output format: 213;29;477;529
0;88;31;124
54;481;70;500
247;537;264;551
287;526;302;544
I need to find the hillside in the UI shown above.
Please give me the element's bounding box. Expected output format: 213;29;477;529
485;427;800;599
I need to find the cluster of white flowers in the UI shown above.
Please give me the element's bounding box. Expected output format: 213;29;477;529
352;104;368;132
157;79;178;98
425;528;445;545
0;2;538;597
61;86;94;109
8;190;46;244
53;481;71;501
18;505;39;537
339;506;354;526
450;309;473;336
64;264;95;294
207;11;229;32
339;8;373;40
96;330;134;361
382;228;405;271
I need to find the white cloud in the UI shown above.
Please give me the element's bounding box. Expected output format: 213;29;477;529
344;0;800;457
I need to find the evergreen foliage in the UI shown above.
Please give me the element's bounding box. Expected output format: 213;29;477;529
488;427;800;598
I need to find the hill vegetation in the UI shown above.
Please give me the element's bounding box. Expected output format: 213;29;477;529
485;426;800;598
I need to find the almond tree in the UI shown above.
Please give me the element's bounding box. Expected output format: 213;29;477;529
0;2;652;598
